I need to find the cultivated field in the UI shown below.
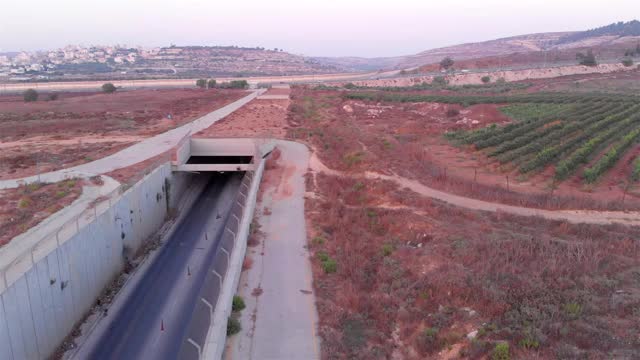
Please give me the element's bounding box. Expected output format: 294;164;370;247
287;85;640;209
0;88;245;179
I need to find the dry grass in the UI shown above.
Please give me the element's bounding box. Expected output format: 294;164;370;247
0;179;83;246
306;173;640;359
285;86;640;358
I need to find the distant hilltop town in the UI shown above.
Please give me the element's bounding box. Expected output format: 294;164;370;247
0;45;341;82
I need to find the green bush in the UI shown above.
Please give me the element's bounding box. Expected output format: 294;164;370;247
481;76;491;83
622;58;634;67
216;80;249;89
492;342;510;360
564;302;582;319
518;336;540;350
416;327;442;354
317;251;330;262
207;79;217;88
321;258;337;274
226;317;241;336
232;295;246;312
101;83;117;93
23;89;38;102
343;151;364;167
47;93;59;101
381;243;394;257
311;236;325;246
196;79;207;88
18;197;32;208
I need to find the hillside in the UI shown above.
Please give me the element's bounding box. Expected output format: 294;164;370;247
317;20;640;71
0;45;345;82
558;20;640;44
132;46;342;77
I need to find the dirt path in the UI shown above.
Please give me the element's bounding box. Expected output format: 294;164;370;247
309;152;640;227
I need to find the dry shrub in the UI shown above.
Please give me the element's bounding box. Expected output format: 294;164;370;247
242;256;253;271
265;147;281;170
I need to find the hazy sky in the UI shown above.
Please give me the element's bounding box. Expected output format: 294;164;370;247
1;0;638;57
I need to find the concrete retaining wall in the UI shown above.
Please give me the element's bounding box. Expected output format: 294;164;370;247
0;163;195;359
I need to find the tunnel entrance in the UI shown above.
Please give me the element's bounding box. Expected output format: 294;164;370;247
173;138;264;173
186;155;253;165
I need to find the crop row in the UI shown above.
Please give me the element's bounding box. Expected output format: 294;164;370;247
584;126;640;183
458;102;595;145
490;102;626;162
520;108;635;173
555;112;640;180
476;102;609;151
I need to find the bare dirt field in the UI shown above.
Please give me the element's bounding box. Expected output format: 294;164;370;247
195;88;290;139
0;179;83;245
0;88;245;179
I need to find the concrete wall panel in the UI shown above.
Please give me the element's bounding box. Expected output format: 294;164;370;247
25;267;48;356
0;163;186;358
0;297;15;360
3;290;27;360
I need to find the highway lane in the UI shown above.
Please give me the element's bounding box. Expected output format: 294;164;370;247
74;172;242;360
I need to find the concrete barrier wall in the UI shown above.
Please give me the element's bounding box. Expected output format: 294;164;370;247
0;163;195;359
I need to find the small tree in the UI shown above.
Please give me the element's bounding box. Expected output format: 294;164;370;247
229;80;248;89
196;79;207;88
101;83;117;94
440;57;455;70
577;49;597;66
47;93;59;101
207;79;217;89
23;89;38;102
622;58;634;67
481;76;491;84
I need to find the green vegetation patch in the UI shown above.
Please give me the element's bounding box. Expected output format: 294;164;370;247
499;103;572;122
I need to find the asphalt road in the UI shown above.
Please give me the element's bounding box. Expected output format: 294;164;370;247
74;172;242;360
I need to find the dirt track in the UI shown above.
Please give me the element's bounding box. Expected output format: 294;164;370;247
309;152;640;227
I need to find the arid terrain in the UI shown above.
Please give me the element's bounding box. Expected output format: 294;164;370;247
287;83;640;210
0;179;83;245
0;88;245;179
285;86;640;359
189;78;640;358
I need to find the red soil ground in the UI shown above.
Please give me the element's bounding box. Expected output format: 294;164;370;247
195;88;290;139
0;88;245;179
0;179;83;246
0;141;134;180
